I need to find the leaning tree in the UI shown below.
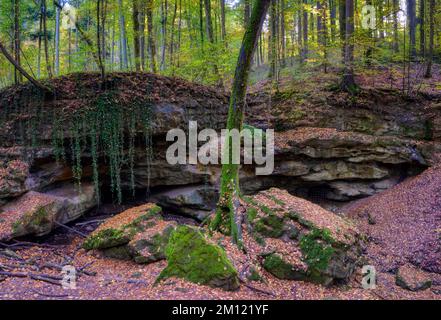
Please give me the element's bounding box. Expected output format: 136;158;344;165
210;0;271;246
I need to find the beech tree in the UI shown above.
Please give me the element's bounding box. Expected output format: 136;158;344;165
210;0;271;246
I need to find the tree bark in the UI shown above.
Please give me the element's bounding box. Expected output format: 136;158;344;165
392;0;399;53
269;0;277;79
341;0;357;92
210;0;271;246
302;0;309;60
55;4;61;76
42;0;52;78
407;0;417;59
425;0;434;78
419;0;425;57
133;0;141;71
14;0;22;84
146;0;157;73
118;0;129;69
220;0;227;41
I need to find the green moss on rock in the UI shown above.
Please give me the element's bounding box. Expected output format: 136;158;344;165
263;253;306;280
83;228;131;250
83;204;162;250
299;229;335;273
157;225;240;291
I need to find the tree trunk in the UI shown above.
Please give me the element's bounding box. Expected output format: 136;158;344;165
220;0;226;41
269;0;277;79
419;0;425;56
329;0;336;42
407;0;417;59
338;0;346;58
133;0;141;71
160;0;168;70
42;0;52;78
317;1;324;46
302;0;308;60
13;0;22;84
280;0;286;67
0;41;52;92
118;0;128;70
199;0;204;48
341;0;357;92
146;0;157;73
55;4;61;76
210;0;271;246
204;0;223;87
392;0;399;52
425;0;434;78
244;0;251;28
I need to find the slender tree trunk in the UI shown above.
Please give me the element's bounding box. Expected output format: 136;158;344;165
317;1;324;46
97;0;105;81
297;3;303;57
210;0;271;246
329;0;336;42
170;0;178;68
407;0;417;59
37;7;43;78
244;0;251;27
160;0;168;70
425;0;434;78
13;0;22;84
133;0;141;71
204;0;223;87
280;0;286;67
146;0;157;73
341;0;357;92
220;0;226;41
269;0;277;79
199;0;205;48
42;0;52;78
378;0;384;39
338;0;346;58
302;0;308;60
139;1;146;70
419;0;425;57
392;0;399;52
55;4;61;76
118;0;128;69
0;41;51;92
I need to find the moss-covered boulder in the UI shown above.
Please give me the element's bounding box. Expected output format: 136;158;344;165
263;253;307;281
128;220;177;264
83;203;177;265
0;183;96;240
83;203;162;250
157;225;240;291
245;188;362;285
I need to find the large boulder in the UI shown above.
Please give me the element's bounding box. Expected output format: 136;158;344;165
153;185;218;221
245;188;362;285
0;160;29;200
0;182;96;240
83;203;176;265
157;225;240;291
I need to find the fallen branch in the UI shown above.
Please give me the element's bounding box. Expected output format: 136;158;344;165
53;221;87;238
238;277;275;297
0;270;63;286
30;288;69;298
0;41;52;93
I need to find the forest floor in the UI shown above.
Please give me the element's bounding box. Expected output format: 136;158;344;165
1;162;440;300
